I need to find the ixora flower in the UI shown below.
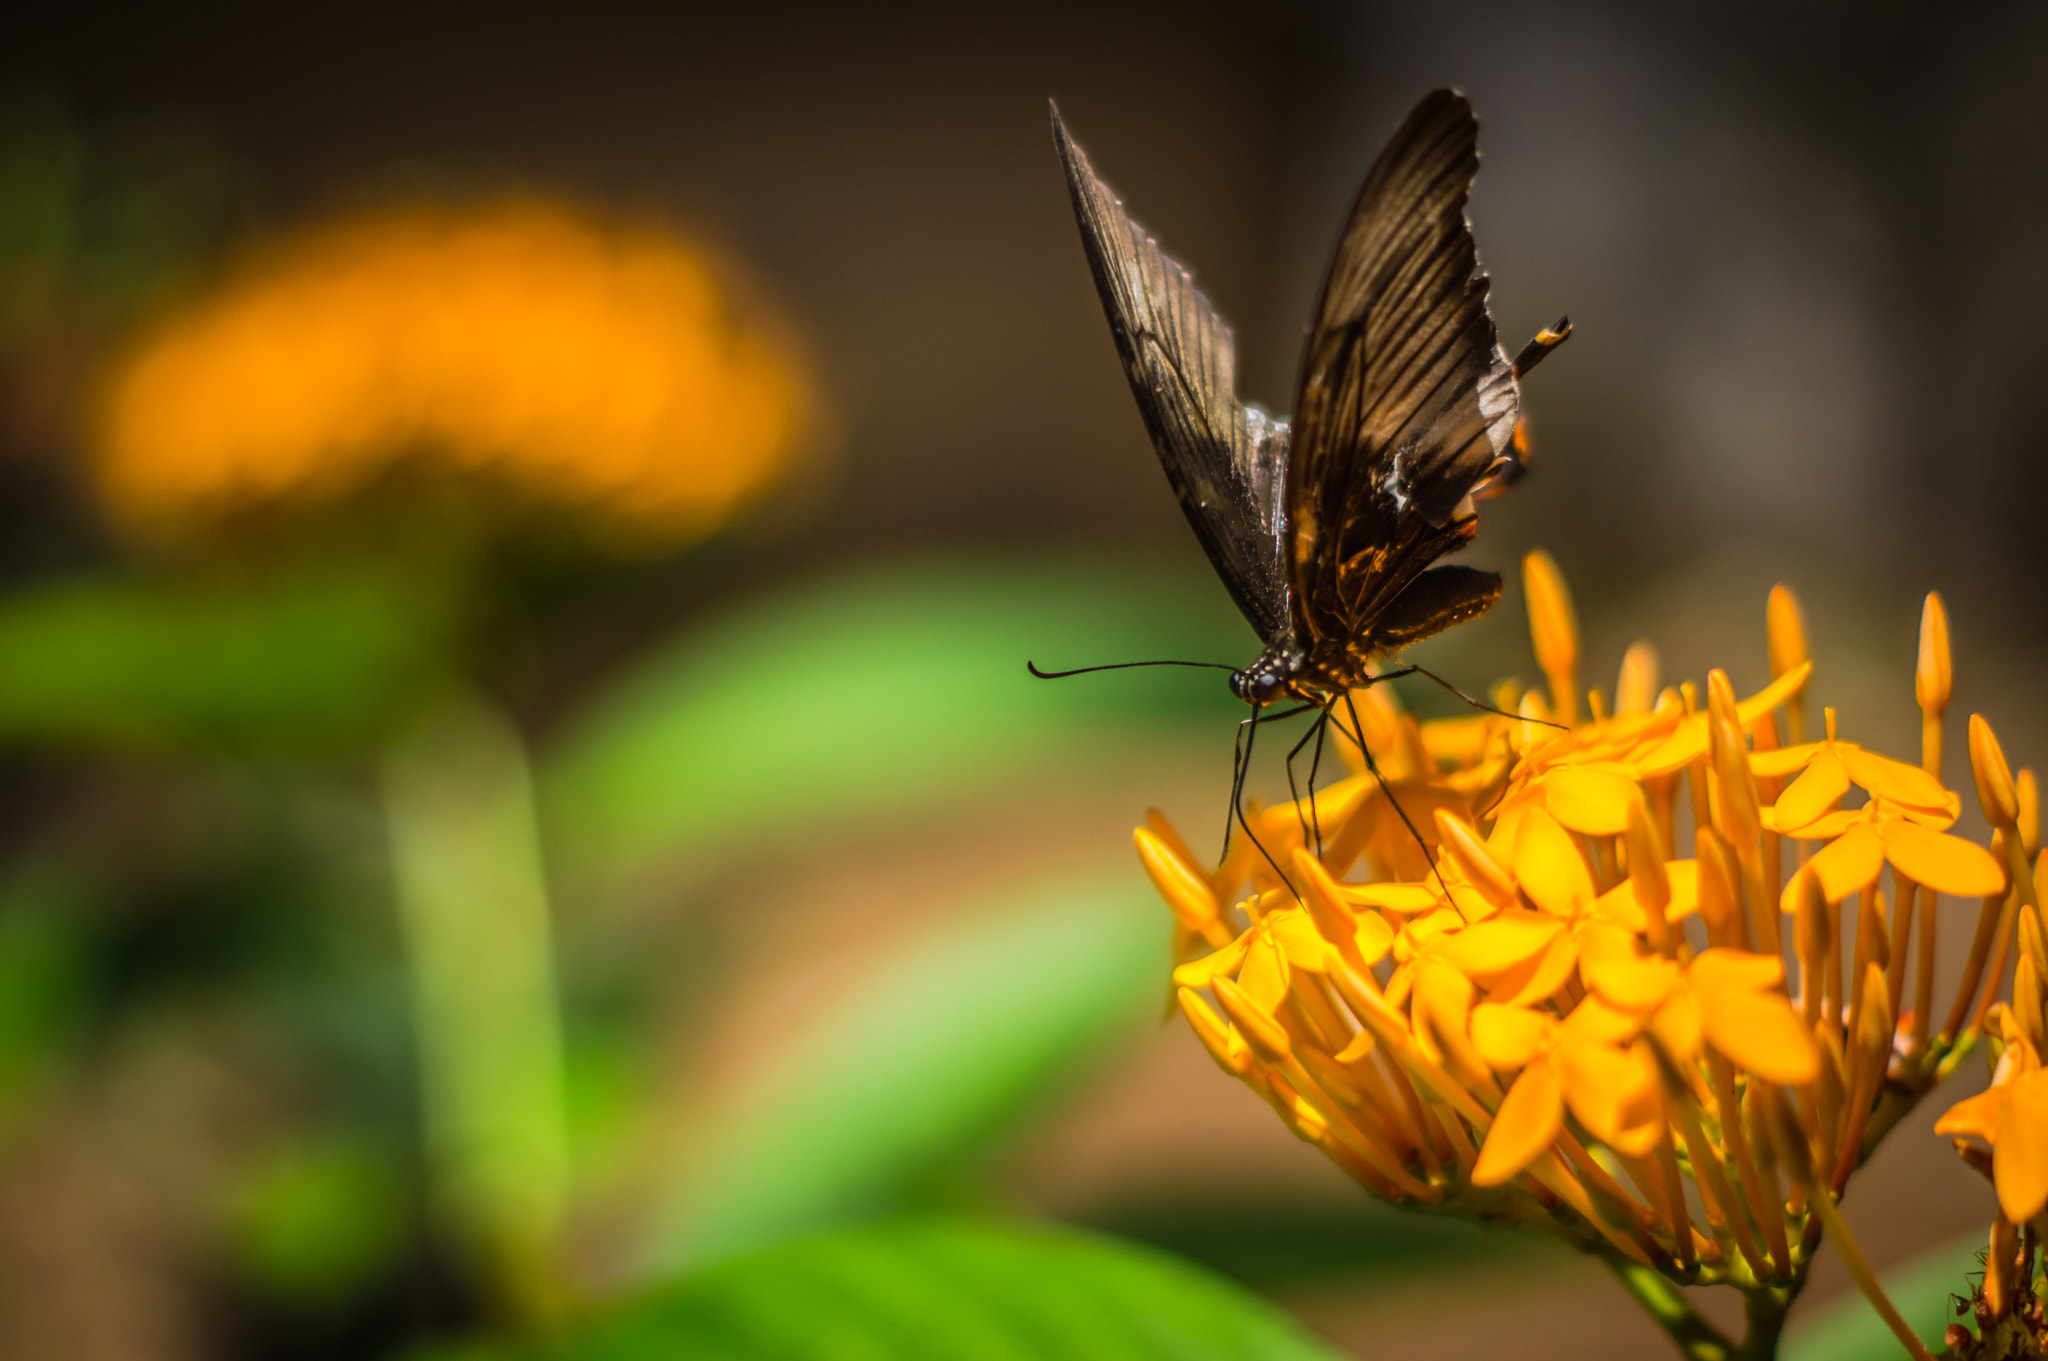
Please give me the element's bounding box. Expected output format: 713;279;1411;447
1140;551;2045;1361
94;201;814;548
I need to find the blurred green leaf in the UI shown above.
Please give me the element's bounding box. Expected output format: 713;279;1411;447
643;871;1165;1274
1781;1231;1979;1361
0;870;89;1120
542;1219;1348;1361
541;556;1248;879
0;559;452;752
221;1135;407;1305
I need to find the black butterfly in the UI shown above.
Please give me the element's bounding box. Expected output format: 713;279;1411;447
1052;89;1568;698
1046;89;1568;856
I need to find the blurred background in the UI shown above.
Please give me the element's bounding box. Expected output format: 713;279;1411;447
0;2;2042;1357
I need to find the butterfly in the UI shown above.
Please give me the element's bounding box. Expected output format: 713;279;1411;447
1046;89;1569;851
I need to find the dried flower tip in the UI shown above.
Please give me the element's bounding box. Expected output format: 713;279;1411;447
1767;583;1809;678
1615;642;1659;716
1916;592;1952;716
1523;549;1579;722
1970;714;2021;829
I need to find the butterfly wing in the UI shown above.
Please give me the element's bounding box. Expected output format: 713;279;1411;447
1284;89;1521;667
1053;105;1291;645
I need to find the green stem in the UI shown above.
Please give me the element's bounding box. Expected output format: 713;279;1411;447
1606;1255;1736;1361
1735;1283;1799;1361
384;696;571;1326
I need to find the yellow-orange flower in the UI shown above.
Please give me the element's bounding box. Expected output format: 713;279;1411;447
1140;555;2033;1358
95;201;813;548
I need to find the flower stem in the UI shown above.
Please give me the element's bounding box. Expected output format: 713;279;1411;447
1735;1283;1800;1361
1605;1254;1735;1361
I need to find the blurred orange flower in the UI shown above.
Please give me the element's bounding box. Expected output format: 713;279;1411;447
95;201;814;548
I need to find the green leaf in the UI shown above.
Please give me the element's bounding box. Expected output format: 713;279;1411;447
641;872;1167;1275
544;1218;1349;1361
220;1135;407;1305
1781;1231;1980;1361
0;559;452;753
541;556;1247;880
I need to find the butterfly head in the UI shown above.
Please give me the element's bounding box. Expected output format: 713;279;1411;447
1230;646;1304;707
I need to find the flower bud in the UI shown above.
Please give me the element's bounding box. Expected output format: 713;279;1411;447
1767;584;1808;679
1523;549;1578;725
1615;642;1659;716
1916;592;1951;716
1971;714;2020;829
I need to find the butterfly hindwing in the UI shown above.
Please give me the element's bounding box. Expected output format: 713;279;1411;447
1285;90;1520;666
1052;104;1292;645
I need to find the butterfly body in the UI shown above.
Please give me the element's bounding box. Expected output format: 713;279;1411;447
1055;89;1566;714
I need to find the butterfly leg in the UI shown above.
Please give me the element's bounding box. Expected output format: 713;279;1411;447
1282;707;1333;854
1220;703;1303;898
1375;663;1565;729
1339;690;1461;908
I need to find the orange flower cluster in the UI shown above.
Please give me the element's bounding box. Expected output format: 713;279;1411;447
1140;552;2041;1358
95;201;813;548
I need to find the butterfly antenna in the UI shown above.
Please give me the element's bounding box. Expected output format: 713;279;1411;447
1373;664;1567;731
1027;659;1236;679
1336;691;1462;913
1511;315;1572;379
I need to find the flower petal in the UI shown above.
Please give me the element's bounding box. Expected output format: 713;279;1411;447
1764;807;1862;840
1840;744;1953;812
1484;928;1582;1008
1343;883;1441;915
1808;822;1886;902
1651;986;1702;1061
1472;1002;1557;1068
1268;908;1341;974
1633;666;1813;779
1238;934;1291;1011
1994;1068;2048;1223
1472;1052;1564;1186
1513;807;1596;917
1750;741;1826;779
1880;818;2007;898
1559;1036;1659;1152
1933;1085;2005;1144
1545;766;1641;837
1695;979;1816;1083
1773;750;1850;832
1433;911;1564;982
1171;929;1250;989
1353;911;1395;967
1593;860;1701;930
1581;924;1681;1012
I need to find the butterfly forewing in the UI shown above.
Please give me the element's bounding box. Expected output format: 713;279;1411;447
1285;90;1520;671
1052;105;1292;645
